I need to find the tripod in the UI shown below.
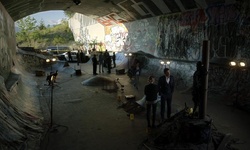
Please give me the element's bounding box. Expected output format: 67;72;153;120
40;74;69;150
46;75;68;132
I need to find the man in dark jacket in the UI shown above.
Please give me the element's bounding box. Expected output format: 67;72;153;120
92;54;98;75
112;52;116;68
158;68;175;121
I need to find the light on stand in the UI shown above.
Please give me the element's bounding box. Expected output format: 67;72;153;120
229;60;247;67
124;52;132;69
52;58;57;62
46;58;57;71
228;59;247;108
229;61;236;66
239;61;246;67
45;66;67;132
160;60;171;68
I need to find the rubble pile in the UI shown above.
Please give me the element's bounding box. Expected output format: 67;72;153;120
142;108;239;150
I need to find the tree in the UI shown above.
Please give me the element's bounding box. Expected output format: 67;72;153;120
64;11;75;18
38;19;46;30
15;12;75;49
16;16;38;46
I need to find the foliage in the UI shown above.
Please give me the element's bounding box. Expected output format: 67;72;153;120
38;20;46;30
16;16;37;47
64;11;75;18
16;15;75;50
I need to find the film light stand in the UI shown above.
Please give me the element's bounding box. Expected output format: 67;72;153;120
47;75;68;132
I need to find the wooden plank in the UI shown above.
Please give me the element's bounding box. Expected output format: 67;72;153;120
217;133;232;150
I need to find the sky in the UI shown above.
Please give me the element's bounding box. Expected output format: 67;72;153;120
29;10;66;26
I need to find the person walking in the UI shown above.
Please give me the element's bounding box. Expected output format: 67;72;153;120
158;68;175;121
144;75;158;128
92;54;98;75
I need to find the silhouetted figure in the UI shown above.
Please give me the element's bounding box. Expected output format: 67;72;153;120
67;51;72;62
99;52;104;73
192;61;206;114
76;50;80;65
92;54;98;75
104;49;109;67
107;56;112;74
80;50;84;63
112;52;116;68
144;76;158;128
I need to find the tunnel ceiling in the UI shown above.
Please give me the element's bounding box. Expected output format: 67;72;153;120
1;0;236;25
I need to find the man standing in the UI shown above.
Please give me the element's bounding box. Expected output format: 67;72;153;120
67;51;72;62
158;68;175;121
107;56;112;74
92;54;98;75
80;50;84;63
104;49;109;67
192;61;206;114
76;50;80;66
98;52;104;73
112;52;116;68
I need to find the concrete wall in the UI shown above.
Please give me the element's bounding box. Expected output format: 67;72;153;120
104;3;250;108
107;5;250;75
69;13;105;51
0;2;16;81
69;4;250;97
72;5;250;107
107;4;250;61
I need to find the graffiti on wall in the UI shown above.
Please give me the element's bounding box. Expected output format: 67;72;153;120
97;13;129;26
120;3;250;61
157;10;207;60
123;17;158;54
208;65;250;109
207;4;250;59
0;7;14;79
79;26;91;51
104;24;128;51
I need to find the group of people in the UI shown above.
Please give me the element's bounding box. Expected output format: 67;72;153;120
76;50;86;65
92;50;116;75
67;49;86;64
144;61;206;129
144;68;175;128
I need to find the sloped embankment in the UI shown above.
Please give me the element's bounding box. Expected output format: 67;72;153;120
0;53;45;149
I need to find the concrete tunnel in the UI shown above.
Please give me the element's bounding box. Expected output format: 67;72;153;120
0;0;250;149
